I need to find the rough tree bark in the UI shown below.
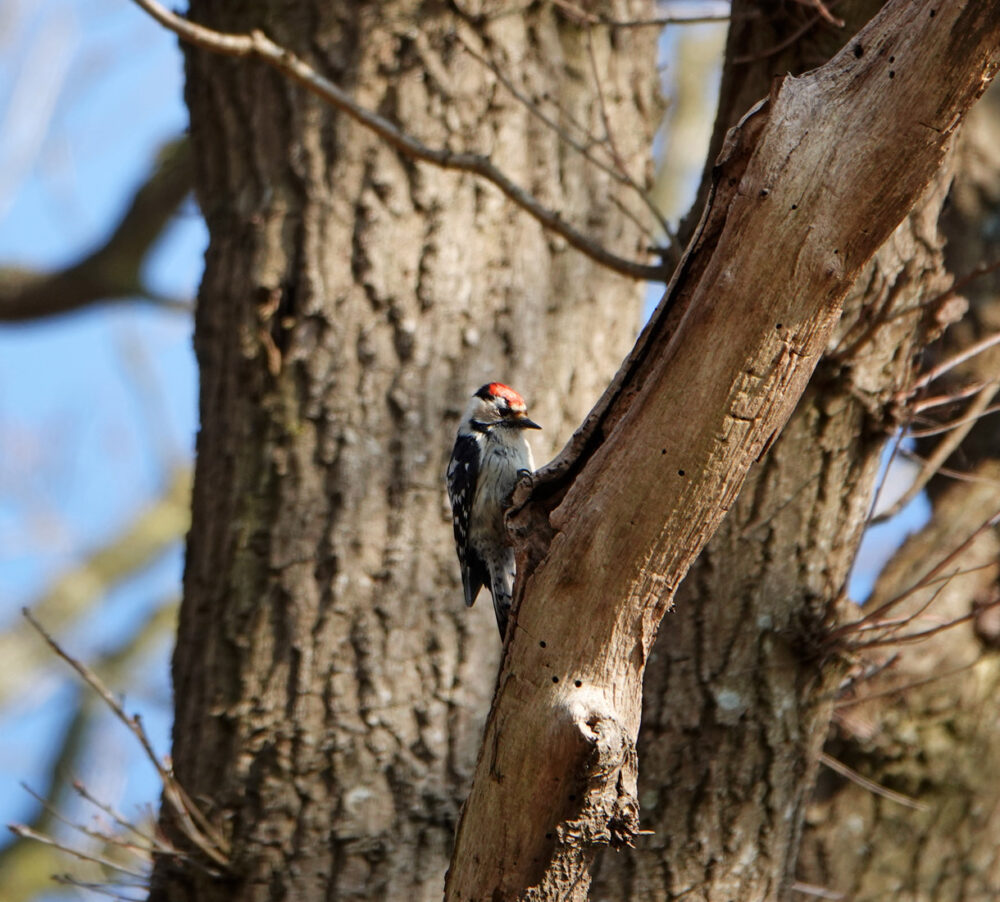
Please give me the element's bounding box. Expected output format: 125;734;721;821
149;3;659;901
797;84;1000;901
446;1;1000;899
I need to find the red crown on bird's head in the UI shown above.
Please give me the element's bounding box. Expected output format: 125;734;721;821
475;382;527;411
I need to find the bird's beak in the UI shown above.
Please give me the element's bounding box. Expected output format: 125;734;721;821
517;415;542;430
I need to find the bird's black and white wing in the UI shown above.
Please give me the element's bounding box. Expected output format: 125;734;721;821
446;433;488;607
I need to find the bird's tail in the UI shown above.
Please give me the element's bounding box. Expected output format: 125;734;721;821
490;566;514;640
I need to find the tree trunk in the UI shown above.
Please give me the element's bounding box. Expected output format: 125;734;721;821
149;3;658;900
796;84;1000;902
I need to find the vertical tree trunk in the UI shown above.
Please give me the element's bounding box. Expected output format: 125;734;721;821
796;85;1000;902
150;4;658;900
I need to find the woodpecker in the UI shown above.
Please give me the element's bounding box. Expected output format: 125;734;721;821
447;382;541;639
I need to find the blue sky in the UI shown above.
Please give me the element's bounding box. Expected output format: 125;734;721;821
0;0;202;871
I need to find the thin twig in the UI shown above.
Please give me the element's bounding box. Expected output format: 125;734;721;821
793;0;844;27
835;660;977;708
581;29;679;255
901;329;1000;396
830;513;1000;640
912;379;999;414
819;753;928;811
7;824;149;879
73;780;174;854
20;782;153;859
862;425;908;528
733;0;846;64
909;401;1000;438
873;382;1000;523
128;0;666;282
848;604;987;651
455;31;669;247
21;608;230;869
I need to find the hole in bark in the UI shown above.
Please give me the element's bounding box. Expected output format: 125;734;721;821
889;56;895;63
853;43;863;58
552;676;559;683
888;70;895;78
539;640;547;648
759;188;769;197
776;323;783;330
574;680;582;687
929;8;935;15
790;204;798;210
677;469;686;476
568;793;577;801
661;448;667;455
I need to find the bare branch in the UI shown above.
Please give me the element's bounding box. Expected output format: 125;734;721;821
0;139;193;322
454;30;676;256
818;753;928;810
873;382;1000;522
128;0;667;282
448;2;1000;892
20;609;230;871
903;328;1000;395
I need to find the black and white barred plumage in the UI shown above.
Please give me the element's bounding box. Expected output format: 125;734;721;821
447;383;540;639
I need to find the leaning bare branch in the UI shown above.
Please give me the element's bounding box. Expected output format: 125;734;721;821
129;0;667;282
21;609;230;871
